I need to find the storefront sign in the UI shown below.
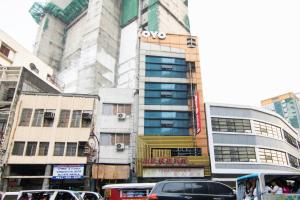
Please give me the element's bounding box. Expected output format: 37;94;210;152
52;165;84;180
143;157;188;166
194;91;201;134
143;168;204;178
139;30;166;40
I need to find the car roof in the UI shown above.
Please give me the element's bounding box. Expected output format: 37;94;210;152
19;190;76;192
3;192;19;195
103;183;156;189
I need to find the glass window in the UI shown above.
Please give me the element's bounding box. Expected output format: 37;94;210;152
38;142;49;156
102;104;113;115
102;104;131;115
253;121;283;140
19;109;32;126
53;142;65;156
54;192;74;200
100;133;130;146
283;130;298;148
162;182;185;193
288;154;299;168
70;110;82;127
82;111;92;128
211;118;252;133
12;142;25;156
66;143;77;156
259;148;288;165
77;142;86;157
208;182;233;195
0;43;11;57
185;182;209;194
58;110;70;127
25;142;37;156
32;109;44;127
214;146;256;162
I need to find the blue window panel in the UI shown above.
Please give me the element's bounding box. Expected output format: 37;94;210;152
146;63;187;72
144;119;191;128
144;128;190;136
145;91;188;98
144;111;190;119
145;98;188;105
145;83;188;91
146;71;186;78
146;56;186;65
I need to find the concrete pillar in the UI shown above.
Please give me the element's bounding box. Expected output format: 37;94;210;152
2;165;10;192
42;165;51;189
84;164;91;190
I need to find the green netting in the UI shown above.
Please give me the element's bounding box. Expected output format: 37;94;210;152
120;0;139;27
29;0;89;25
183;15;190;30
148;0;159;31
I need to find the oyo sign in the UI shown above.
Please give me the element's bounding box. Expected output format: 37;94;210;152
140;30;166;40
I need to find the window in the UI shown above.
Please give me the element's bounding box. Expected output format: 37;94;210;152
162;182;185;193
58;110;70;127
77;142;87;157
145;56;187;78
253;121;283;140
53;142;65;156
145;83;189;105
100;133;130;146
208;182;233;195
12;142;25;156
43;109;55;127
66;143;77;156
0;43;11;57
70;110;82;127
214;146;256;162
144;111;191;136
185;182;209;194
211;118;252;133
259;148;288;165
38;142;49;156
25;142;37;156
19;109;32;126
288;154;299;168
102;104;131;115
82;111;92;128
54;192;75;200
171;148;201;156
32;109;44;127
283;130;298;148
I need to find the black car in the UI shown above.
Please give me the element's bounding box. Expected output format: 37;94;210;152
147;180;236;200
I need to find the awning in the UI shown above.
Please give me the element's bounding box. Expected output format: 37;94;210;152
92;164;130;180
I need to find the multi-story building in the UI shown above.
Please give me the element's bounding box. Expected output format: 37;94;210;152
135;34;210;181
29;0;190;93
0;30;62;189
2;92;99;191
206;103;300;186
92;88;134;187
262;92;300;131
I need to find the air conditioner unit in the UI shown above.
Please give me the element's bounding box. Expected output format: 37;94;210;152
187;37;197;48
117;113;126;120
44;112;55;119
116;143;125;151
82;112;92;120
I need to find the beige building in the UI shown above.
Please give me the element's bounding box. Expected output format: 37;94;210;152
2;92;99;191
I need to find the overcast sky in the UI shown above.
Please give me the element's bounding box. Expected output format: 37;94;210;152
1;0;300;106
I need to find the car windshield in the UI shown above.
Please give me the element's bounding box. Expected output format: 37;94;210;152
73;192;84;200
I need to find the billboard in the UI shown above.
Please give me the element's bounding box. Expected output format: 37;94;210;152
52;164;84;180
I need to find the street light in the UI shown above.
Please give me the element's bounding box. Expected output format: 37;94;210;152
87;129;100;192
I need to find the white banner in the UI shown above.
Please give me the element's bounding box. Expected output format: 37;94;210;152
52;165;84;180
143;168;204;178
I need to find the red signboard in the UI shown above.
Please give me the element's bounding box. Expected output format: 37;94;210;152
143;157;188;166
194;91;201;134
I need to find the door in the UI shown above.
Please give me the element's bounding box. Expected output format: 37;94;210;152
208;182;236;200
184;182;210;200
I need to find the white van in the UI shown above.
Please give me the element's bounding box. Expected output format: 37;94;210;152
1;192;19;200
16;190;83;200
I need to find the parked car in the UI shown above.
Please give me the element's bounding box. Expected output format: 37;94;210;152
78;191;103;200
148;180;236;200
16;190;83;200
1;192;19;200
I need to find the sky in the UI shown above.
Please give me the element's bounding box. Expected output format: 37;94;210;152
1;0;300;106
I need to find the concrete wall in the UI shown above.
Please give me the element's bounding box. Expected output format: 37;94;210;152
96;88;134;164
7;94;98;165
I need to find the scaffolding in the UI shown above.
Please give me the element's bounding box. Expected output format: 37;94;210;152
29;0;89;25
